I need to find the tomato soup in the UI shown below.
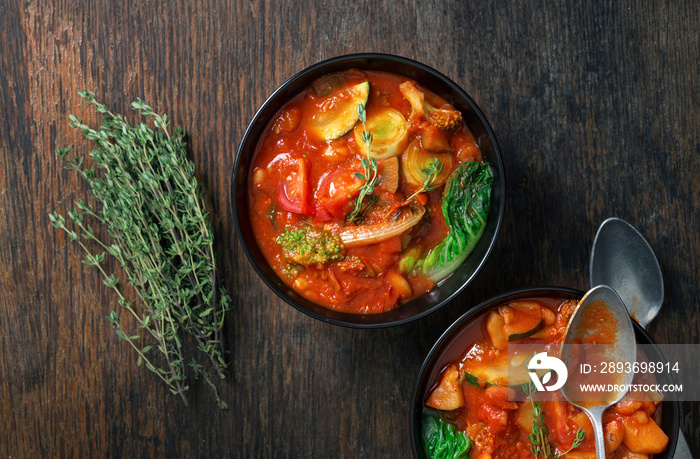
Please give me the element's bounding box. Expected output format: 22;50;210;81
248;70;493;313
421;297;669;458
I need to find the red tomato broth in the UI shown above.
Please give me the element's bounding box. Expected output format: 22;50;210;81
422;297;669;458
248;69;484;313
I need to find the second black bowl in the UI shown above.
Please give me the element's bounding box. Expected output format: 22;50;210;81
410;287;679;458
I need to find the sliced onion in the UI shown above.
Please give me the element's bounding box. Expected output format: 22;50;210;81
401;139;453;188
335;204;426;248
353;107;409;160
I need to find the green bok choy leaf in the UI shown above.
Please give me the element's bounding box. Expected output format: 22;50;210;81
422;161;493;282
422;414;471;459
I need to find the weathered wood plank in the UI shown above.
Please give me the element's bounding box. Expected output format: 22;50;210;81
1;0;698;456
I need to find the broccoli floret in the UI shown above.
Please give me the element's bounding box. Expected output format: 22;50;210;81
282;263;303;278
277;227;345;266
399;81;463;131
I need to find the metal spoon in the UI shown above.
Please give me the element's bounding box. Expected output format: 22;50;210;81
590;217;663;328
590;217;693;458
560;285;637;459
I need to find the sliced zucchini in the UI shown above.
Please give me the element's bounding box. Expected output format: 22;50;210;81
498;301;545;342
461;345;548;388
507;319;544;341
463;371;489;387
462;353;531;387
310;81;370;141
353;107;410;160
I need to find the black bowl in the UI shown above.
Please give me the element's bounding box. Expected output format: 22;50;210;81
232;53;505;328
410;287;679;457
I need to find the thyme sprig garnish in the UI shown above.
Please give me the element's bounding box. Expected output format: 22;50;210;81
347;103;380;224
49;90;231;408
524;381;554;459
558;429;586;457
524;378;585;458
405;157;444;203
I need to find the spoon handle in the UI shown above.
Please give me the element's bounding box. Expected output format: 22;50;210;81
593;423;606;459
581;406;607;459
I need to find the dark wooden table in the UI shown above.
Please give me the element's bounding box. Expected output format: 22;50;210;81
2;1;698;457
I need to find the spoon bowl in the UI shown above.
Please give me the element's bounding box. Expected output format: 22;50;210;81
560;285;637;459
590;217;664;327
590;217;692;457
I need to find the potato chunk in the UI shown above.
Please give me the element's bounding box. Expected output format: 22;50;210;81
485;310;507;350
604;419;625;453
621;411;669;454
614;444;650;459
425;364;465;410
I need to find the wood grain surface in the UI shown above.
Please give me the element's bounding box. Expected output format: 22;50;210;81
1;0;698;457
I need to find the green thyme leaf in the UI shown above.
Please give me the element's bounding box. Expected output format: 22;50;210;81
347;102;381;224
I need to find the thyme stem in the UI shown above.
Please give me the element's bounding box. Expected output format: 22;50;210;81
524;376;585;458
347;103;380;224
404;157;444;203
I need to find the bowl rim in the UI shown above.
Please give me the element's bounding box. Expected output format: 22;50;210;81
409;286;679;458
232;52;505;328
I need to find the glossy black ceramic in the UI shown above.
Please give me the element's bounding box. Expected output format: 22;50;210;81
410;287;678;458
232;53;504;327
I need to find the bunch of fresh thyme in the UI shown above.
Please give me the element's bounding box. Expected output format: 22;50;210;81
49;90;231;408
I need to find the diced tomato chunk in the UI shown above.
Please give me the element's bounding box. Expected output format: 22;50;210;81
484;385;517;410
478;403;508;434
315;162;364;218
312;206;334;223
272;106;302;135
276;157;311;214
543;400;577;449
